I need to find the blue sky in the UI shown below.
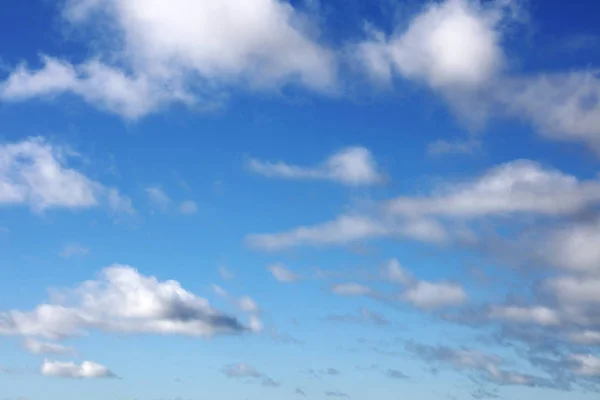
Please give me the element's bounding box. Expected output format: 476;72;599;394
1;0;600;399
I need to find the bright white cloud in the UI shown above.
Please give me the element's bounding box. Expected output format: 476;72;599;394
388;159;600;219
0;137;133;213
248;147;385;186
41;360;115;379
268;263;300;283
0;0;336;118
355;0;506;89
23;339;75;355
0;265;257;339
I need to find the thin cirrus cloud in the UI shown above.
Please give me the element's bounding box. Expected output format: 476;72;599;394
0;265;260;340
247;147;385;186
41;360;116;379
23;339;75;356
0;137;133;214
268;263;301;283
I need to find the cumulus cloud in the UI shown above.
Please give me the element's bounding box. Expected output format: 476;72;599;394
268;263;300;283
388;159;600;219
211;285;262;333
221;363;280;387
247;147;385;186
41;360;115;379
355;0;507;89
0;0;336;118
23;339;75;355
0;265;257;339
0;137;133;213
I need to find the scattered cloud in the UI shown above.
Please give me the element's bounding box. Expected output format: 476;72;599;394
59;243;90;259
328;308;390;326
295;388;306;396
427;138;481;156
0;265;256;339
268;263;300;283
325;391;350;399
221;363;280;387
0;0;336;118
218;266;235;281
146;187;171;210
179;200;198;214
402;281;467;310
23;339;75;355
0;137;133;213
248;147;385;186
246;214;390;251
331;283;373;297
41;360;116;379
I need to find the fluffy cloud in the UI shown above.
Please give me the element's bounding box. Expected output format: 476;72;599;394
23;339;75;355
268;263;300;283
388;159;600;219
0;0;335;118
355;0;506;89
402;281;467;310
41;360;115;379
0;137;133;213
247;147;385;186
0;265;257;339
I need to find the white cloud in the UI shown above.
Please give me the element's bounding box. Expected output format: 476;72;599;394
0;265;257;339
496;71;600;154
1;0;336;118
388;159;600;219
146;187;171;209
0;137;133;213
382;258;413;286
540;218;600;275
60;243;90;259
331;283;373;297
23;339;75;355
402;281;467;310
568;330;600;345
355;0;507;89
41;360;115;379
488;305;561;327
179;200;198;214
218;266;235;281
570;354;600;377
246;214;390;251
211;285;262;333
268;263;300;283
248;147;385;186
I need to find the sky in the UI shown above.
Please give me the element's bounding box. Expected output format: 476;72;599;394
0;0;600;399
